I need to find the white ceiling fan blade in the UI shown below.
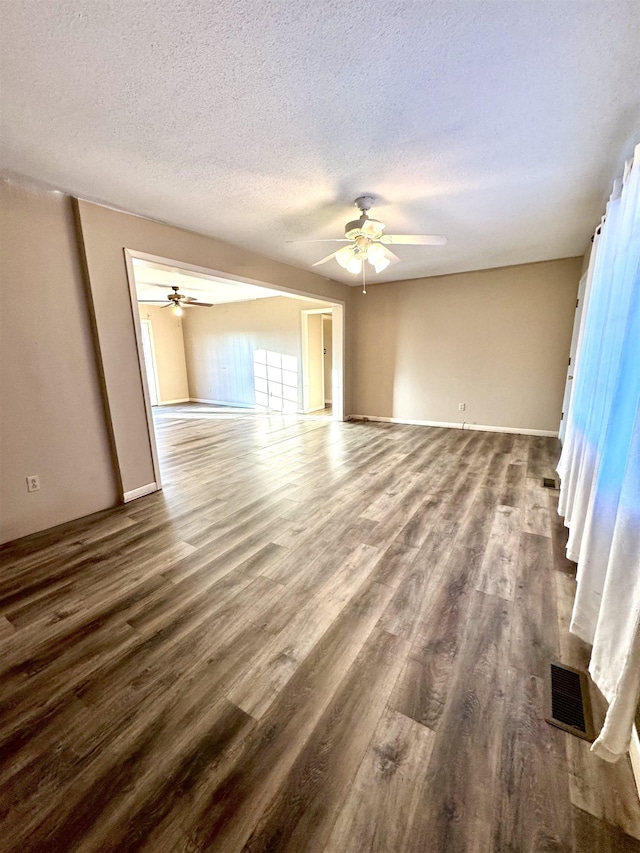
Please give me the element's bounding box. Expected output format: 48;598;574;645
287;239;350;243
360;218;385;237
382;246;401;264
380;234;447;246
312;250;341;266
180;296;214;308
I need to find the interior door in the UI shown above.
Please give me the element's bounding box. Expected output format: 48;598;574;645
323;314;333;405
140;320;159;406
303;313;325;412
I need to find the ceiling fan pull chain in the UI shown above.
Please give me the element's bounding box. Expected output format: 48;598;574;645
362;263;367;294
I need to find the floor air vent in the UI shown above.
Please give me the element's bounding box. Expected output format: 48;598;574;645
546;662;595;741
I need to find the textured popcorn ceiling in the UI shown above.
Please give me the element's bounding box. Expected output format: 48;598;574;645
1;1;639;285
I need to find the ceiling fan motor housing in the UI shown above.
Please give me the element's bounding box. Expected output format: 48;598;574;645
344;196;385;239
344;216;385;240
354;195;375;213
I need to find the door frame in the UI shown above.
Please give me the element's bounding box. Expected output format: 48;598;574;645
301;307;335;414
139;318;161;407
123;249;346;493
123;249;163;491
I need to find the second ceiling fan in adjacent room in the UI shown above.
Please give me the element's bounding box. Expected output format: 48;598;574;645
138;284;214;316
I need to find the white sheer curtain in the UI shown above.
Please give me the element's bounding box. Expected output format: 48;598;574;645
557;143;640;762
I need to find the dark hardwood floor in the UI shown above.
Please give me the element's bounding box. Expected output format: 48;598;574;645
1;403;639;852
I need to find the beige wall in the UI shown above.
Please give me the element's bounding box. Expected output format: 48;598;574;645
76;200;352;496
0;181;118;543
351;257;581;433
183;296;330;410
137;305;189;404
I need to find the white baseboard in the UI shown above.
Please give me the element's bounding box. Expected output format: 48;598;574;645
631;726;640;799
158;397;190;406
189;397;256;409
461;422;558;437
190;398;311;415
347;414;558;437
123;482;159;502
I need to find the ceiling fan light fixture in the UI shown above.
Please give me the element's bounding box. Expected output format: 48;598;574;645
304;198;447;288
367;243;385;264
372;256;391;274
335;245;355;269
173;304;183;317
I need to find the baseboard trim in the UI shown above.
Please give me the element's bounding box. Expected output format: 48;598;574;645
189;397;256;409
123;482;159;503
189;398;311;415
158;397;190;406
347;414;558;437
631;726;640;799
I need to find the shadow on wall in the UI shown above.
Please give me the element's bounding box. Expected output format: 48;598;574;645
352;284;398;418
253;350;298;412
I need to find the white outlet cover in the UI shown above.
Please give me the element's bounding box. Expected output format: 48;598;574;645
26;475;40;492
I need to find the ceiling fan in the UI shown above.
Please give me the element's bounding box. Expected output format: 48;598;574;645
138;285;214;316
297;196;446;292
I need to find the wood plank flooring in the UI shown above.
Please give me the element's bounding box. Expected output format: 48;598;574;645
1;403;639;852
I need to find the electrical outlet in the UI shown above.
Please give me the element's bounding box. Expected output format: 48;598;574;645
458;403;466;412
26;475;40;492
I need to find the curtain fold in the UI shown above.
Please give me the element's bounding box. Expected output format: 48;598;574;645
557;143;640;762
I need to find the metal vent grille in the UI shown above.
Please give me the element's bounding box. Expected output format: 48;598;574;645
546;662;595;741
542;477;558;489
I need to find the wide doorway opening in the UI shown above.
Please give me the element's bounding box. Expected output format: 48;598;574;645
124;251;345;488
